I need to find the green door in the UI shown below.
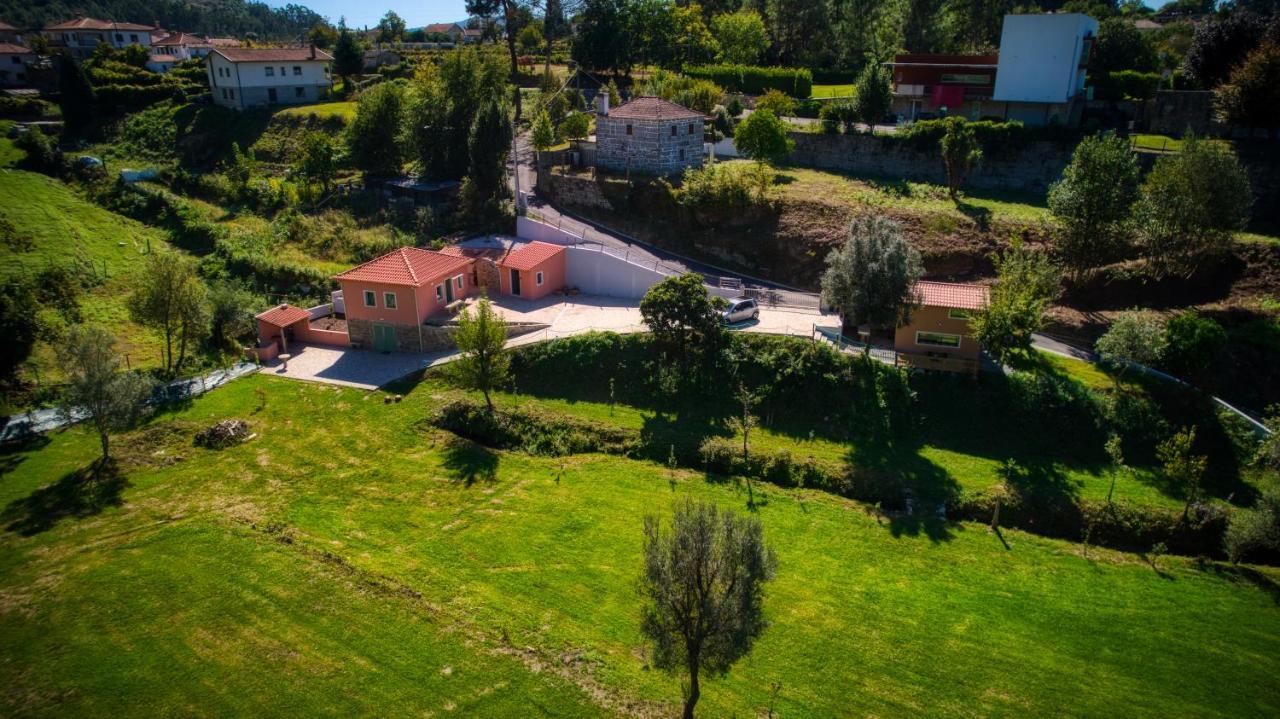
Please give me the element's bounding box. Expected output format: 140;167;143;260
372;323;397;353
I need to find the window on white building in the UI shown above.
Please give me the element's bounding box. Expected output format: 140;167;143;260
293;66;302;75
265;66;274;76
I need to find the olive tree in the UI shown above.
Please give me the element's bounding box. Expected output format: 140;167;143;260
129;252;209;376
450;297;509;412
1095;310;1168;383
640;498;776;719
1135;136;1251;278
1047;132;1141;283
58;325;154;465
820;215;923;340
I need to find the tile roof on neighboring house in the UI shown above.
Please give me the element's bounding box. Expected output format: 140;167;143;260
913;281;989;311
0;21;16;30
334;247;473;287
206;37;242;47
153;32;211;47
500;241;566;271
0;43;32;54
45;17;155;31
149;54;178;62
212;47;333;62
255;304;311;326
1133;19;1162;30
424;22;462;34
607;96;706;121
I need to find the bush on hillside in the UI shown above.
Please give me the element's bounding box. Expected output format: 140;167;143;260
684;64;813;98
897;118;1075;153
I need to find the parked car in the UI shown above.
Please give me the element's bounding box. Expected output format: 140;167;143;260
722;298;759;324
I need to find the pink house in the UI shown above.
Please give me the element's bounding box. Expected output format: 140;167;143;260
496;241;566;301
253;303;350;361
893;281;989;374
334;247;478;353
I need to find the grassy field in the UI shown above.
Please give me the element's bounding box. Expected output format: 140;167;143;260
274;101;358;122
0;167;175;377
811;84;853;99
2;372;1278;717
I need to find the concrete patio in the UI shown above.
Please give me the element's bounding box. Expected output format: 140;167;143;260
257;343;455;390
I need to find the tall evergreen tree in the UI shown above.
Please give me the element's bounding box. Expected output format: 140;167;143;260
903;0;946;52
332;20;365;92
459;98;512;218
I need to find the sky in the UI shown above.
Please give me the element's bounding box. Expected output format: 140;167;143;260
286;0;471;30
281;0;1168;34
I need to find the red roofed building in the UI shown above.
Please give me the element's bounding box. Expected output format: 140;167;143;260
206;46;333;110
42;17;159;59
0;43;36;86
893;281;990;374
885;53;1000;121
497;241;566;300
596;95;705;176
334;247;478;352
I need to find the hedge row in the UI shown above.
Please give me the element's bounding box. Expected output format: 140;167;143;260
95;82;203;109
684;64;813;98
894;118;1080;153
1093;70;1162;102
431;398;1235;559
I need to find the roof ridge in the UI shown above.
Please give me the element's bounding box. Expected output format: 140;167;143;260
401;247;420;284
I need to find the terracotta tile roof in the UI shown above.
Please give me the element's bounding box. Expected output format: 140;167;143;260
607;96;706;121
0;43;32;54
334;247;473;287
212;47;332;63
913;281;989;311
207;37;242;47
46;17;155;31
153;32;211;47
500;241;565;271
255;304;311;326
440;245;508;261
424;23;462;34
0;21;16;31
149;54;179;62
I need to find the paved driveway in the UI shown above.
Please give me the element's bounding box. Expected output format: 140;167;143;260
259;295;837;390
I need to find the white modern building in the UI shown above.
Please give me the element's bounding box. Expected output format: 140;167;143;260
0;42;36;86
992;13;1098;126
206;46;333;110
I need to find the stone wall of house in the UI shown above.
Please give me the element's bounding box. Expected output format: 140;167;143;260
474;258;501;292
783;131;1076;193
596;116;704;176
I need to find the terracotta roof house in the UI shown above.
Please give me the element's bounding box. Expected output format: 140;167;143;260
0;42;36;87
252;303;351;361
152;31;215;61
206;46;333;110
496;241;566;300
42;17;158;59
424;22;465;41
595;95;705;176
0;20;21;45
334;247;478;353
893;281;990;374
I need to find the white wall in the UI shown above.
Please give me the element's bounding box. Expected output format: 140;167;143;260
565;247;674;299
516;216;581;245
993;13;1097;105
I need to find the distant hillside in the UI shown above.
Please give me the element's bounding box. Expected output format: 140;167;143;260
0;0;324;40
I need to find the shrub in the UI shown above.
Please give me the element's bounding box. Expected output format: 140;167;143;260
1223;491;1280;564
680;161;775;208
753;89;796;117
818;102;841;133
1161;311;1226;381
684;64;813;98
432;399;638;456
1102;391;1170;464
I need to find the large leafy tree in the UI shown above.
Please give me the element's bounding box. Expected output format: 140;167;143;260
412;48;508;181
712;9;769;65
58;325;154;464
852;62;892;129
1215;41;1280;135
572;0;635;74
1095;309;1167;384
346;81;407;177
1091;16;1159;74
0;279;40;382
940;116;982;200
1135;136;1251;278
1047;132;1140;283
971;243;1059;362
1182;10;1274;89
903;0;946;52
459;98;513;219
376;10;407;44
57;51;96;133
639;498;776;719
450;297;510;411
733;109;794;164
128;252;209;376
947;0;1013;52
767;0;832;65
294;131;337;191
639;273;728;383
820;215;923;335
332;20;365;91
466;0;536;120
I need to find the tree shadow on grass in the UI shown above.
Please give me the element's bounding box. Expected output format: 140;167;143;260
955;201;993;231
847;442;961;543
1196;562;1280;606
2;459;128;536
0;434;51;479
441;437;499;487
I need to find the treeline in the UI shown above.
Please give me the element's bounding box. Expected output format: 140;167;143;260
0;0;322;40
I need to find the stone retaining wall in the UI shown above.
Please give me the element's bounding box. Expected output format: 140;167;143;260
348;317;550;354
542;173;615;211
784;131;1076;193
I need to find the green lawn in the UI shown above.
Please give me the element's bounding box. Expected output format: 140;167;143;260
811;83;853;99
274;101;358;122
2;374;1278;716
0;168;175;375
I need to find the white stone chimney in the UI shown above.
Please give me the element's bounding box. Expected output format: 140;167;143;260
596;91;609;116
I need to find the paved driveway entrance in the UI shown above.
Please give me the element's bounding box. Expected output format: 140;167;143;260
258;343;453;389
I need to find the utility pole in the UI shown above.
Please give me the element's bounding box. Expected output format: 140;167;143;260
512;86;524;216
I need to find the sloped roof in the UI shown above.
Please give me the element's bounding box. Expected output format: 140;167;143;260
212;47;332;62
0;21;16;31
46;17;155;31
913;281;989;310
149;54;179;62
153;32;211;47
334;247;473;287
500;241;565;271
424;22;463;33
607;96;705;121
206;37;242;47
0;43;32;54
255;304;311;326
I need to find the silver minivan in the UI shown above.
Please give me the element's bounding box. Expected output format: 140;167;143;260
722;298;759;324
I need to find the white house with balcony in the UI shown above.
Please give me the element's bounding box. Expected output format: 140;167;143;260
206;46;332;110
42;17;158;60
992;13;1098;126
